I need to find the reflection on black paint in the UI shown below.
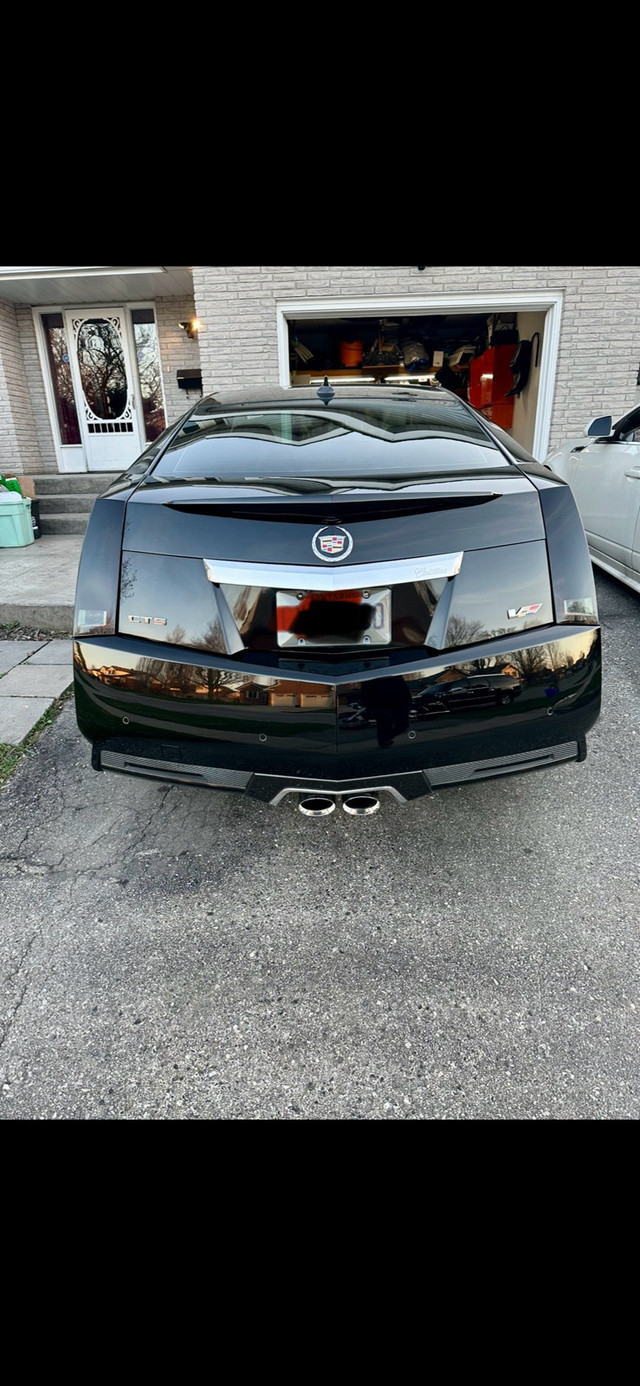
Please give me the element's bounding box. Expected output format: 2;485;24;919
405;634;600;721
412;672;523;716
84;656;279;703
357;677;412;746
74;629;601;761
117;538;565;658
74;627;601;772
442;542;554;649
76;628;600;705
118;551;227;654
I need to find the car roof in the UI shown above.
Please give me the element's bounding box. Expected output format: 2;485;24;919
147;381;520;480
177;384;502;451
193;383;460;411
188;384;493;444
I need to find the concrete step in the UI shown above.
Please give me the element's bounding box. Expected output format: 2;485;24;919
0;534;82;635
39;513;89;536
38;493;95;515
31;472;120;496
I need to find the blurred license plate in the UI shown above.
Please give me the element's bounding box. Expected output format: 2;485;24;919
276;588;391;648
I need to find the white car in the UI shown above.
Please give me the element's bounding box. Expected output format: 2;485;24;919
547;403;640;595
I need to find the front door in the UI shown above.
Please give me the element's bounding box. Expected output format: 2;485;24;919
65;308;145;470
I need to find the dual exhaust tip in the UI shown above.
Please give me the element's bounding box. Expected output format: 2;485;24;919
298;793;380;817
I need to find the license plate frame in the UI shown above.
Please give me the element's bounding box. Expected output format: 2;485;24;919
276;587;391;648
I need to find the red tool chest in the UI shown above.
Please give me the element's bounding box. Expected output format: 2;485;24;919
469;345;515;429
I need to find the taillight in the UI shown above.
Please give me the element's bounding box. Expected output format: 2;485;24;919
537;484;599;625
75;608;114;636
73;496;128;638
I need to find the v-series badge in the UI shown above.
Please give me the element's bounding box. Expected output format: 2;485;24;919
507;604;542;618
127;614;168;626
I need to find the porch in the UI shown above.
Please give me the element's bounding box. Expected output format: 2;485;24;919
0;266;202;480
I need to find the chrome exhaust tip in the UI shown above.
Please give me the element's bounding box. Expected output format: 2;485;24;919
342;794;381;816
298;795;336;817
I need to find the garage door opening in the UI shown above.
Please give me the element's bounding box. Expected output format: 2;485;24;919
278;293;562;460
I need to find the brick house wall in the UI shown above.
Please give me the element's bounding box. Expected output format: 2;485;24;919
154;296;201;423
16;305;57;472
0;300;41;476
191;265;640;454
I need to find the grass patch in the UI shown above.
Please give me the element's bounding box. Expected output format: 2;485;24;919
0;621;67;641
0;685;74;790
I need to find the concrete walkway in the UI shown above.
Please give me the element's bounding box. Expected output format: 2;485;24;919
0;536;82;632
0;639;73;743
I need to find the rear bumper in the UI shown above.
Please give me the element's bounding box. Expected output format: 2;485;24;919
98;740;583;805
74;624;601;804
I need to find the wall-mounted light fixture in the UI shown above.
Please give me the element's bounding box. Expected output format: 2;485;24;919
179;318;202;340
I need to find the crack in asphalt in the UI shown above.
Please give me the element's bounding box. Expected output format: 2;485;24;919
0;983;29;1052
55;784;176;875
0;934;37;1052
0;783;176;879
2;932;37;989
117;785;175;861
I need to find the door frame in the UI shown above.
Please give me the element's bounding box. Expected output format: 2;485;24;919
33;300;168;473
276;290;563;461
63;305;145;471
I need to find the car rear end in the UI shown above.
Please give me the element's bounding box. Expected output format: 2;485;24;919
73;387;601;809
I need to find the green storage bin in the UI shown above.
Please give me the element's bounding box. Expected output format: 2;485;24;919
0;495;34;547
0;475;22;495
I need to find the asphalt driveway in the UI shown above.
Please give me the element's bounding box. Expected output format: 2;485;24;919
0;571;638;1120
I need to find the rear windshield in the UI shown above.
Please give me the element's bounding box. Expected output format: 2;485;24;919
152;394;509;482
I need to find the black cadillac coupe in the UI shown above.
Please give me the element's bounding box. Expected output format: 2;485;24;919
73;384;601;816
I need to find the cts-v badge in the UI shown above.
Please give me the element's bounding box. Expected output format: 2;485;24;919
312;526;354;562
508;604;542;618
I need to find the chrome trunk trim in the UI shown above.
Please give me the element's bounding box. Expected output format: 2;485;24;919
203;551;463;591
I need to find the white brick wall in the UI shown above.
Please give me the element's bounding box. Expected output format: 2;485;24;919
0;300;40;476
155;296;202;424
192;265;640;453
16;305;57;472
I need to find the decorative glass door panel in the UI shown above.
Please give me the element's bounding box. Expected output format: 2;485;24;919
131;308;166;442
65;309;145;470
41;313;82;446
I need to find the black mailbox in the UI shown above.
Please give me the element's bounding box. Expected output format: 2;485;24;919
177;369;203;394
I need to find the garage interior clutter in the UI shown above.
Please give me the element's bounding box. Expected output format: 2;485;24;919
289;309;545;454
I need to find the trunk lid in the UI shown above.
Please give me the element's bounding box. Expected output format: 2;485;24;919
118;475;554;656
123;474;545;561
